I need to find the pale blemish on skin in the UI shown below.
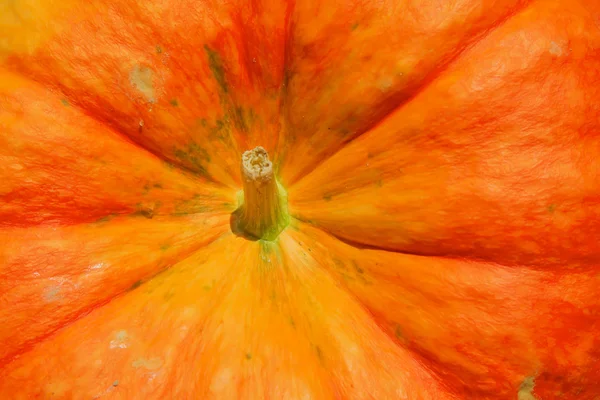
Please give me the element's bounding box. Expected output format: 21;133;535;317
518;377;538;400
89;262;105;270
43;286;61;302
549;41;565;56
378;76;394;92
129;65;155;102
110;330;130;349
210;368;234;392
132;357;163;370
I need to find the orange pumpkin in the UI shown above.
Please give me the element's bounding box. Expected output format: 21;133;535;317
1;0;600;398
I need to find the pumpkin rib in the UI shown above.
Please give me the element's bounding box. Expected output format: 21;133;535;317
0;214;231;365
0;228;459;400
278;0;535;185
288;0;600;268
285;0;536;186
0;68;237;226
0;233;251;399
288;222;600;399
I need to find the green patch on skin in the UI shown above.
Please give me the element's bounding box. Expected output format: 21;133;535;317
352;260;364;274
314;345;324;363
60;98;69;106
163;161;175;170
518;377;538;400
332;257;345;270
331;258;354;282
548;204;557;213
260;240;274;255
129;280;143;291
204;45;228;93
376;179;383;188
233;106;248;132
169;98;179;107
174;143;211;175
95;213;117;223
208;119;228;142
160;244;170;251
323;193;333;201
142;182;163;195
172;194;212;216
282;68;292;90
113;380;119;387
245;353;252;360
394;324;403;339
163;290;175;301
133;203;154;219
351;22;359;30
156;45;163;54
171;210;189;216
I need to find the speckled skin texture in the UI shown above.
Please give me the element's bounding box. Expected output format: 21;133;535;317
1;0;600;398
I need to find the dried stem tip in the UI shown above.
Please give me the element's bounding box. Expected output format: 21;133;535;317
236;147;289;241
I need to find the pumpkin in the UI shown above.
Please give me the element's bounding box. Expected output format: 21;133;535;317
1;0;600;398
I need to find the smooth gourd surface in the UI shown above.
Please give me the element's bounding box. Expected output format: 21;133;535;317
1;0;600;399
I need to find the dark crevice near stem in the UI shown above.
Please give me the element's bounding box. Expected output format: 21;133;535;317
273;0;297;176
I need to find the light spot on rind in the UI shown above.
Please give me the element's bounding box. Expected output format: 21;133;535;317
378;76;394;92
110;330;129;349
549;41;565;56
131;357;163;370
129;65;155;102
210;368;233;392
43;286;61;302
518;377;538;400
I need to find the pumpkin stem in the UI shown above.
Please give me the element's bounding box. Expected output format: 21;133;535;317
235;146;289;241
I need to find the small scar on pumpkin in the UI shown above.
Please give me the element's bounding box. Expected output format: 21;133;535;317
60;98;69;106
155;45;163;54
131;357;163;370
548;204;557;213
112;380;119;387
518;377;539;400
351;22;359;30
129;65;156;102
169;98;179;106
245;353;252;360
44;286;61;302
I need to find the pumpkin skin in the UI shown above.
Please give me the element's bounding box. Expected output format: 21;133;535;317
1;0;600;398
